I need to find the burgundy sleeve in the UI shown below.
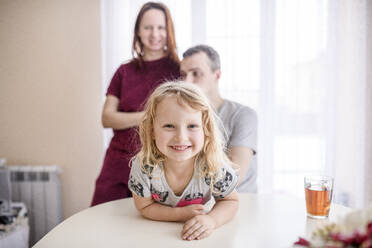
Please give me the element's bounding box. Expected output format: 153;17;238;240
106;66;123;99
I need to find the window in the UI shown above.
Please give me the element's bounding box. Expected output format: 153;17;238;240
195;0;366;206
102;0;367;207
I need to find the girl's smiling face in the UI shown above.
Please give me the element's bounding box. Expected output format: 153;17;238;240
153;96;205;166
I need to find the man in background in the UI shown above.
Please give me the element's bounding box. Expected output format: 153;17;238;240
180;45;258;192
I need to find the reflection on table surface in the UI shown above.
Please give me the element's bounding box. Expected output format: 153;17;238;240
34;193;351;248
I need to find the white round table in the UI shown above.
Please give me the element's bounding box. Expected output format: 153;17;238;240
33;193;351;248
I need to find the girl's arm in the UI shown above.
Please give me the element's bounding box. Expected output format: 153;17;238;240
102;95;144;130
207;190;239;227
181;190;239;241
132;194;205;222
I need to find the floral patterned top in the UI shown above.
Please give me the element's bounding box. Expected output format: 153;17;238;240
128;158;238;207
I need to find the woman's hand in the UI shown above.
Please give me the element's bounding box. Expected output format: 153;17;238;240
181;215;217;241
102;95;144;130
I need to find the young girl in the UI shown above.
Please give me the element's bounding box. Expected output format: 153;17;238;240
129;81;239;241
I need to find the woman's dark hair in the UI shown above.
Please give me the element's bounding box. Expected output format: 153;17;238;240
131;2;179;68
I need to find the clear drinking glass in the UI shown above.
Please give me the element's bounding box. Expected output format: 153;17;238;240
304;175;334;219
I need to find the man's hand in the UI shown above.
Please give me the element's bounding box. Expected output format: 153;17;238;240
181;215;217;241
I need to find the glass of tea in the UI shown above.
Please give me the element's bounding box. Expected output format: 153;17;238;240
304;175;334;219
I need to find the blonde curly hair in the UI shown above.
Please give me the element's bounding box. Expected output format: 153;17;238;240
135;81;232;189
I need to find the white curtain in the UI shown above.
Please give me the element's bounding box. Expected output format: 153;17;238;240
101;0;367;207
203;0;367;207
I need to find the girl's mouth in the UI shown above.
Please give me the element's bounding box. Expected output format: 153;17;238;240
170;145;191;151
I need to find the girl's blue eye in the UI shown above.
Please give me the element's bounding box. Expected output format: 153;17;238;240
163;124;174;128
188;124;199;129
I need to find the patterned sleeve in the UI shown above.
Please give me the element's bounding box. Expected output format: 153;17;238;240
211;163;239;199
128;158;152;198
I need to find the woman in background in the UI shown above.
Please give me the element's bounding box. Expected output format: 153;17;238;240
91;2;180;206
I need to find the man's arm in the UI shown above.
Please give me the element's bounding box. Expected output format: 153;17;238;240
228;147;254;186
226;106;257;187
132;194;205;222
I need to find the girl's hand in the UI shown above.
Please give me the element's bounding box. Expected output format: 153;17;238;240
181;215;217;241
179;204;205;221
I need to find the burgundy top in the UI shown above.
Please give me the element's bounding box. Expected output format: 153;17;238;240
106;57;180;158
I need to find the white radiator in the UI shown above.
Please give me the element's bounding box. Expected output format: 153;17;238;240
7;165;63;246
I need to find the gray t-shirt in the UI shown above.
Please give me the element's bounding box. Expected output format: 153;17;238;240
128;158;238;207
217;99;258;193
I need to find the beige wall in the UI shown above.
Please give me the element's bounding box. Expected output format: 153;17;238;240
366;1;372;204
0;0;103;218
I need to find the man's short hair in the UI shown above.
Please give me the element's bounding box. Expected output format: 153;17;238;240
182;45;220;72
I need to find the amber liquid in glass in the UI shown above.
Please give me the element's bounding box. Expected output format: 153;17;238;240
305;185;332;218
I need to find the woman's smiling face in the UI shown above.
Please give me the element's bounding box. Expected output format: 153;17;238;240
138;9;167;56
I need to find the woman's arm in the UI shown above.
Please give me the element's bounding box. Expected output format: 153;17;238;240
133;194;205;222
101;95;144;130
181;190;239;240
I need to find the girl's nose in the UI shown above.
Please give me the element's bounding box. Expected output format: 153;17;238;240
175;128;187;141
